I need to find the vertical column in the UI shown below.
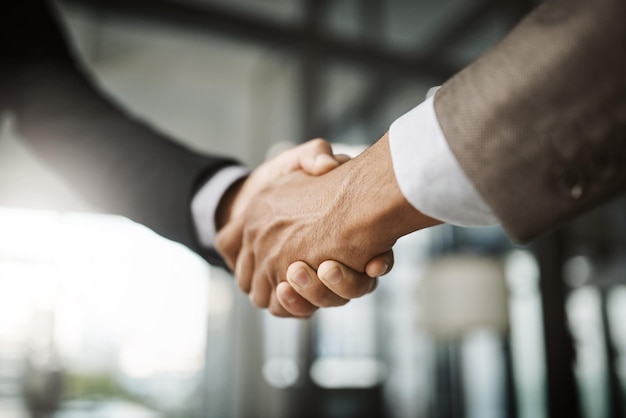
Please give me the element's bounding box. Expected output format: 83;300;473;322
535;232;581;418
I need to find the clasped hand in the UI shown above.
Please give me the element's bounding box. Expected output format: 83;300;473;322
215;138;395;317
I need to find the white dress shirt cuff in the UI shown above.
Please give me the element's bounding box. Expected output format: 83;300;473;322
389;96;499;227
191;165;250;248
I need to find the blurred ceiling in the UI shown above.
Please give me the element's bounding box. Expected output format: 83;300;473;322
0;0;533;210
61;0;532;140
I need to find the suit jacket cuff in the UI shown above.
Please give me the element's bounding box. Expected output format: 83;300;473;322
191;165;250;248
389;95;499;227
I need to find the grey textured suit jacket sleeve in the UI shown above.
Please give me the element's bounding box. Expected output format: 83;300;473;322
434;0;626;242
1;0;238;268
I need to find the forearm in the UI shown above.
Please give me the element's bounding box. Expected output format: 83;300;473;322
226;132;440;288
435;0;626;241
333;133;441;255
12;61;238;263
389;95;499;227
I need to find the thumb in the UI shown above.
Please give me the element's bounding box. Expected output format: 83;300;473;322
364;250;394;278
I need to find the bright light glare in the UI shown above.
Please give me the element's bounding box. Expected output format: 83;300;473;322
505;250;539;298
563;255;593;288
310;357;387;388
119;338;204;379
0;207;212;383
262;357;300;388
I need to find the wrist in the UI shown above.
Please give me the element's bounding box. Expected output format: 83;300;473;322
339;133;441;245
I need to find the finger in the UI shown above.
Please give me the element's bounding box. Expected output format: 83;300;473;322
364;250;394;278
369;277;380;294
234;243;255;294
273;284;318;318
296;138;340;176
286;261;348;308
317;260;378;300
249;269;272;309
267;288;295;317
267;138;332;176
249;256;283;309
215;216;245;271
334;154;351;164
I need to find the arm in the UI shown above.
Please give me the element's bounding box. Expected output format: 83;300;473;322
3;1;388;308
434;0;626;241
221;0;626;315
3;0;238;265
216;133;440;315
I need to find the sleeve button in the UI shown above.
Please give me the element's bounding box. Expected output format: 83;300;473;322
553;167;587;200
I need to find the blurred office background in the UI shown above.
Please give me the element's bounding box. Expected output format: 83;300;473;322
1;0;625;417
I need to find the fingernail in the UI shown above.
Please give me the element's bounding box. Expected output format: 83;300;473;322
276;282;296;305
284;294;296;305
373;263;389;277
315;154;338;167
322;267;343;285
289;268;311;289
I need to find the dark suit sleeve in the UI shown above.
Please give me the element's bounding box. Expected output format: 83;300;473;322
1;0;238;267
434;0;626;242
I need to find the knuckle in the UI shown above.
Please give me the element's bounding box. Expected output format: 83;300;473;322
317;292;347;308
341;276;370;298
309;137;329;151
296;307;317;318
236;278;250;293
250;294;268;309
269;305;289;318
368;278;379;293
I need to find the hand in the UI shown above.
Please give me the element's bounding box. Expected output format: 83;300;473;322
217;133;440;317
275;255;394;317
215;138;346;232
215;138;394;317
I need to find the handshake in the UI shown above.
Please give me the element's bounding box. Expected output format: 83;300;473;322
214;134;441;318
